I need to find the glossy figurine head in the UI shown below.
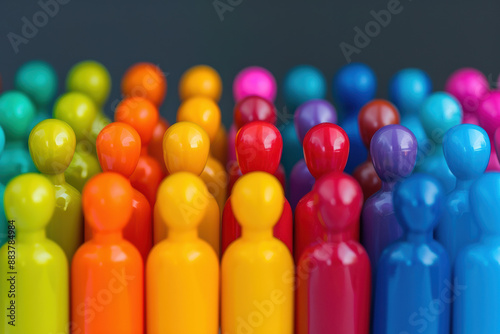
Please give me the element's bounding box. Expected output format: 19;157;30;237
66;60;111;107
233;66;277;102
470;173;500;235
234;95;276;129
394;174;444;233
420;92;462;144
97;122;141;177
83;172;133;233
371;125;418;183
333;63;377;113
114;96;159;146
177;96;221;141
157;172;209;231
4;173;55;232
15;60;58;108
358;99;400;148
236;122;282;174
389;68;432;116
0;90;36;140
445;68;489;114
283;65;327;112
29;119;76;175
303;123;349;179
121;62;167;107
162;122;210;175
315;172;363;233
53;92;98;141
294;99;337;143
443;124;490;180
231;171;284;231
477;91;500;137
179;65;222;102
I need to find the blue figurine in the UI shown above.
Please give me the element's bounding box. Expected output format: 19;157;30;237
361;125;417;272
0;91;37;184
454;172;500;334
333;63;377;174
436;124;490;265
374;174;451;334
416;92;462;193
389;68;432;149
288;99;337;210
281;65;327;176
0;126;6;245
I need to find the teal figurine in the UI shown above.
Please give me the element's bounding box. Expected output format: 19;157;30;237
416;92;462;193
436;124;490;265
454;172;500;334
14;60;58;133
374;174;450;334
281;65;327;176
0;126;5;245
0;91;37;184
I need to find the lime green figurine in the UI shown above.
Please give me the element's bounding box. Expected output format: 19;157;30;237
0;173;68;334
0;126;6;246
14;60;58;133
66;60;112;142
0;91;37;184
29;119;83;261
53;92;101;192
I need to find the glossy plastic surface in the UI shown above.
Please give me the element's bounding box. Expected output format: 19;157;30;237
454;172;500;334
66;60;111;108
353;99;400;200
15;60;57;108
222;172;293;334
389;68;432;116
477;91;500;171
29;119;83;261
362;125;417;272
374;174;450;334
148;117;170;174
417;92;463;192
73;172;143;334
0;126;5;245
211;124;228;167
121;62;167;107
234;95;277;129
283;65;327;112
177;96;221;141
148;172;219;334
0;174;68;334
96;122;152;261
179;64;222;102
233;66;277;102
437;124;490;265
296;172;370;334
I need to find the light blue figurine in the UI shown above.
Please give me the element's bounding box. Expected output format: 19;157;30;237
389;68;432;149
454;172;500;334
416;92;462;192
374;174;450;334
436;124;490;265
333;63;377;174
281;65;327;176
0;91;37;184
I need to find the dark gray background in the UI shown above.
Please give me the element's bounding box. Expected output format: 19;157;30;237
1;0;499;126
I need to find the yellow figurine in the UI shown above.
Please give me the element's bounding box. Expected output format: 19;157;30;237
222;172;294;334
154;122;220;256
177;96;228;211
0;174;68;334
66;60;112;141
53;92;101;192
147;172;219;334
29;119;83;262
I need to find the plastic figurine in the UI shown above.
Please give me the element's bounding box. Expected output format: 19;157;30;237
0;126;5;246
477;91;500;171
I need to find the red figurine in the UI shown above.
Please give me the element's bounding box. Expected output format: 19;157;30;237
115;97;166;206
96;122;152;262
296;172;370;334
294;123;352;262
353;99;400;200
222;121;293;254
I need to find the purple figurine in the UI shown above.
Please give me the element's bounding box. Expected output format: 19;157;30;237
361;124;418;272
288;99;337;210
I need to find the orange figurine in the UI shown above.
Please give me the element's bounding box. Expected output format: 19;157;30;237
95;122;152;262
115;97;165;206
177;96;228;212
72;172;143;334
121;62;169;173
353;99;400;200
